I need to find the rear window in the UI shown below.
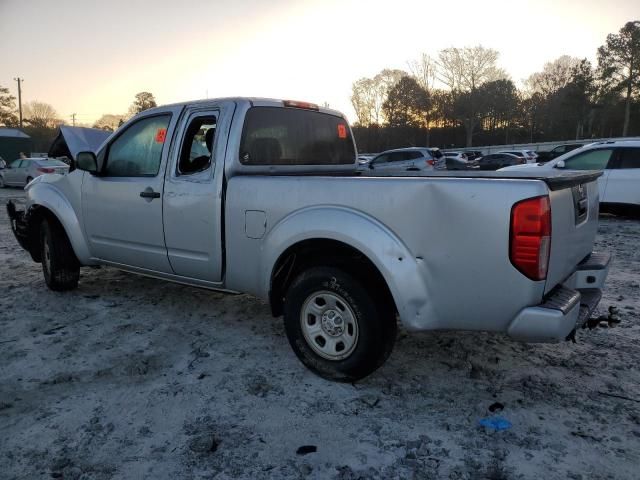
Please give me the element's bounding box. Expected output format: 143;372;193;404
240;107;355;165
429;149;443;158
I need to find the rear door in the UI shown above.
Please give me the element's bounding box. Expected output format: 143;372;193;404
602;147;640;206
162;104;230;282
82;107;182;272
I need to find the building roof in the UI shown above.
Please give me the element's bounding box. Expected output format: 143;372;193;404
0;128;30;139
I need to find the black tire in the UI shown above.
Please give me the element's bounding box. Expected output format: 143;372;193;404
26;176;33;185
40;218;80;291
283;266;396;382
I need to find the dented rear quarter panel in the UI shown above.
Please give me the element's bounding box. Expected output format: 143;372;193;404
224;175;550;332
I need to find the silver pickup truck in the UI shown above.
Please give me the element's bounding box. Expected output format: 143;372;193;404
7;97;610;382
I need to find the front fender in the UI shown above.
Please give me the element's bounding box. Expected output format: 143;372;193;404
261;206;434;330
26;182;93;264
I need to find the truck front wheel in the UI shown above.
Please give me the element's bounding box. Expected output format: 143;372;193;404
283;267;396;382
40;219;80;291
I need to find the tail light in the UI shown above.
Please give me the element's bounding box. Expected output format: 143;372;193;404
510;196;551;281
426;159;435;166
37;167;55;173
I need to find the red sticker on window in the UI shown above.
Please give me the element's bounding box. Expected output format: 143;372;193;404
155;128;167;143
337;124;347;139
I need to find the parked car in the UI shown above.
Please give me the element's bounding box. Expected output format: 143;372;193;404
0;158;70;188
535;144;583;163
499;140;640;214
477;153;526;170
497;150;537;164
367;147;444;173
464;150;483;161
7;97;609;382
443;151;478;170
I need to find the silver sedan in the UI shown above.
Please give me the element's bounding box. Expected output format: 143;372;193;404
0;158;69;187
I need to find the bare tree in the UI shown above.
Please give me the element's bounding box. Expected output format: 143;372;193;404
351;78;377;126
437;46;507;91
350;69;406;126
23;101;60;129
408;53;437;92
436;46;507;146
93;114;127;132
525;55;583;96
373;69;407;124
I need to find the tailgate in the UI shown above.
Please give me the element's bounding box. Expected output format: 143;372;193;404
545;176;600;294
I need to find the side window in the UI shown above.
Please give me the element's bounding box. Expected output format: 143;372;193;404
616;148;640;169
104;115;171;177
408;151;423;160
563;149;613;170
11;160;22;168
373;154;390;164
178;115;217;175
390;152;407;162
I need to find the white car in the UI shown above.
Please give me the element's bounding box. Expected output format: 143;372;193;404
499;140;640;214
498;150;538;163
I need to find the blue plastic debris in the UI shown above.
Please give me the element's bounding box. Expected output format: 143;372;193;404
479;416;512;431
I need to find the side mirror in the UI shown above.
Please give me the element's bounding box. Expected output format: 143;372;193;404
75;151;99;174
555;160;566;169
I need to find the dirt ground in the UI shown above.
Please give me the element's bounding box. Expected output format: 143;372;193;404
1;186;639;480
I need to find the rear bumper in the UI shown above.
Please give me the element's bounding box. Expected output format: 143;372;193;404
507;251;610;342
6;200;31;252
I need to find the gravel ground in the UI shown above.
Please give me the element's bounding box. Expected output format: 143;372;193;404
1;186;639;480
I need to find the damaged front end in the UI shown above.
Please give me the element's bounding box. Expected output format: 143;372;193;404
6;200;36;258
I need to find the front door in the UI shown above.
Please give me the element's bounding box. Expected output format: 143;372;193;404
4;160;22;185
82;109;180;272
561;147;615;201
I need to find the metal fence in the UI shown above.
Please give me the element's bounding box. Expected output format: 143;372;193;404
443;136;640;155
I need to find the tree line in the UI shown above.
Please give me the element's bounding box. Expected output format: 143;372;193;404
351;20;640;152
0;90;158;153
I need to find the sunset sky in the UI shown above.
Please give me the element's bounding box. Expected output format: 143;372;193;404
1;0;638;125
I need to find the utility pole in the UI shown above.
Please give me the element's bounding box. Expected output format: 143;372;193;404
13;77;24;128
71;113;76;126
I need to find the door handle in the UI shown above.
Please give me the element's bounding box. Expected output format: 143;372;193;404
140;188;160;199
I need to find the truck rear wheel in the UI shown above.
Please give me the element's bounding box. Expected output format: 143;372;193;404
40;218;80;291
283;266;396;382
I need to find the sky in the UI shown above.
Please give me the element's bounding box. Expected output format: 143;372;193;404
1;0;638;125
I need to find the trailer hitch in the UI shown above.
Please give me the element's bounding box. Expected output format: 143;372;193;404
566;306;620;343
585;306;621;329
